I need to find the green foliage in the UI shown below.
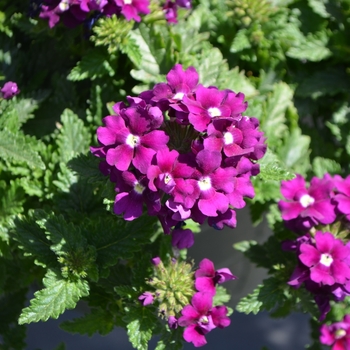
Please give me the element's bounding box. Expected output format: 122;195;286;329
60;308;114;336
19;269;89;324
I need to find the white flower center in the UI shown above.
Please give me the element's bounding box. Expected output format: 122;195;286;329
124;0;133;4
134;182;145;194
320;253;333;267
208;107;221;118
198;176;211;191
223;132;234;145
164;173;172;184
59;0;70;11
335;329;346;339
299;194;315;208
126;134;140;148
199;316;209;324
173;92;184;100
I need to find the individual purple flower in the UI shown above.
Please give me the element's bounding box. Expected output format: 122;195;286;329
178;292;230;347
163;0;178;23
113;171;161;220
195;258;236;295
320;315;350;350
97;110;169;174
299;231;350;286
168;315;178;329
183;85;247;132
114;0;150;22
147;148;193;193
138;291;154;306
278;174;336;231
1;82;20;99
171;228;194;249
334;175;350;221
151;256;161;266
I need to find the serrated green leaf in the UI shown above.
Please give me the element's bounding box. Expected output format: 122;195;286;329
12;214;57;268
307;0;331;18
125;306;158;350
213;285;231;306
19;269;89;324
0;179;25;218
236;277;286;314
312;157;341;177
230;29;251;53
57;109;91;163
287;30;331;62
278;128;310;174
0;129;45;169
60;308;114;336
68;153;105;183
261;82;293;144
233;240;258;253
259;163;295;181
155;326;184;350
67;48;115;81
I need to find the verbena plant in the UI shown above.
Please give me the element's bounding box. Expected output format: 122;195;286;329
1;0;350;349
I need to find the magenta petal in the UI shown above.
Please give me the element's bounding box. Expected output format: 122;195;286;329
183;324;207;347
299;244;320;267
133;145;156;174
195;277;216;295
310;266;334;285
195;258;215;277
106;145;133;170
314;232;334;253
191;292;213;314
211;306;231;328
114;192;143;220
198;192;229;217
141;130;169;150
178;305;200;326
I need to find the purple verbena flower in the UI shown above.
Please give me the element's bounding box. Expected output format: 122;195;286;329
1;81;20;99
113;171;161;220
171;228;194;249
178;292;230;347
299;231;350;286
138;291;154;306
320;315;350;350
278;174;336;231
195;258;236;295
333;175;350;221
114;0;150;22
183;85;247;132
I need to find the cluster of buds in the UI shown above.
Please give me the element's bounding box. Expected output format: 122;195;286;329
138;257;235;347
91;64;266;248
278;174;350;341
29;0;192;28
1;81;20;100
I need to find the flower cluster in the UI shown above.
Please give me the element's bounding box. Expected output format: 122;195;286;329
320;315;350;350
91;64;266;248
280;174;350;320
138;257;235;347
31;0;192;28
1;82;20;100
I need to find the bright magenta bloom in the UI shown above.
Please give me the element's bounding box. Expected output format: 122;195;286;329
320;315;350;350
299;231;350;286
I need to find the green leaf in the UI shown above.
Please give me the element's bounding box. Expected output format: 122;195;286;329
67;48;115;81
312;157;342;177
236;277;286;314
0;179;25;218
60;308;114;336
261;82;294;145
155;327;184;350
230;29;251;53
12;213;57;268
68;154;105;183
307;0;331;18
278;128;311;174
213;285;231;306
258;149;295;181
287;30;332;62
19;269;89;324
57;109;91;163
0;129;45;169
125;306;158;350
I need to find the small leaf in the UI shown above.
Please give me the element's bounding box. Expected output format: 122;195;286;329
19;269;89;324
0;129;45;169
60;308;114;336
